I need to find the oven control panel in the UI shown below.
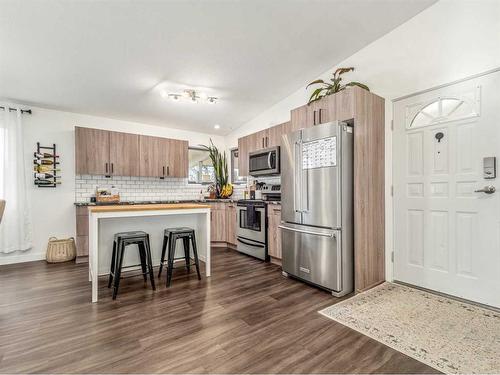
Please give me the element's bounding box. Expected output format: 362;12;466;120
261;184;281;194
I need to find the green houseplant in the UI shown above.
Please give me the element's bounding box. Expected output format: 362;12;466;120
200;139;233;198
306;67;369;104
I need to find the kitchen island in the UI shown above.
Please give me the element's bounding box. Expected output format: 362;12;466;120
88;203;211;302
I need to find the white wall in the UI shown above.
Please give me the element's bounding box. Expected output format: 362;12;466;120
0;107;224;264
225;0;500;280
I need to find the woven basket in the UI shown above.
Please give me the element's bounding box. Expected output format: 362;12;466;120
46;237;76;263
96;194;120;203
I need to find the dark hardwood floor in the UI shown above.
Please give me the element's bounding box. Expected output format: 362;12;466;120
0;248;438;374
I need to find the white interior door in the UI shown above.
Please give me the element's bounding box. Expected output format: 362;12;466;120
393;71;500;308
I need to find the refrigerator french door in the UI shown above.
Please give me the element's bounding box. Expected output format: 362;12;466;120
280;121;354;296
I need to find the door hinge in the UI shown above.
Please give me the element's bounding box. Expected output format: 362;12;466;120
391;251;394;263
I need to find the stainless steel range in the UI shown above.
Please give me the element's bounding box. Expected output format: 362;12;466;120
236;200;268;261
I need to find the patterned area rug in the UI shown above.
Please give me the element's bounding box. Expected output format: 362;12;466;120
319;282;500;374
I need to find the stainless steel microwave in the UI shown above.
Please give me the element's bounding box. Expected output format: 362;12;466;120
249;146;280;176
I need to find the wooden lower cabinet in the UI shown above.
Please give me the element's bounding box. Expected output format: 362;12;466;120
209;202;237;247
267;204;282;260
75;206;89;259
210;203;227;243
226;203;237;246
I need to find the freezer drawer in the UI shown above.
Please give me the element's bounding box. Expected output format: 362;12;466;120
280;224;342;292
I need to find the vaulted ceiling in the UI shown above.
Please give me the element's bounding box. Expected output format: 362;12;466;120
0;0;436;134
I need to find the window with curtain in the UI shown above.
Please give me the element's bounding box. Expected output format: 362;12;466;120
0;107;32;253
188;147;215;184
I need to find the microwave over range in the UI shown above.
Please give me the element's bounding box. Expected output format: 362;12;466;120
249;146;280;176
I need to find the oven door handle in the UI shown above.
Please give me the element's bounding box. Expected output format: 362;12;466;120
237;237;265;248
267;151;273;169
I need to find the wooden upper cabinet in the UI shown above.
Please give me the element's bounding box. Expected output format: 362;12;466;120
75;127;110;175
289;90;356;132
139;136;188;178
237;122;291;177
290;105;308;132
238;134;251;177
244;129;268;152
309;100;330;126
76;127;188;178
290;101;329;129
109;131;140;176
167;139;188;178
255;129;269;150
267;124;281;147
139;135;163;177
326;89;355;122
268;121;290;147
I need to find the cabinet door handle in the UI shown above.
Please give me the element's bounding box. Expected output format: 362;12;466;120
266;136;268;147
111;163;114;174
262;137;264;148
162;166;165;176
313;110;317;126
105;163;108;173
167;166;170;176
319;109;323;124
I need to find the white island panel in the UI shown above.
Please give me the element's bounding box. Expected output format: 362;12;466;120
88;205;211;302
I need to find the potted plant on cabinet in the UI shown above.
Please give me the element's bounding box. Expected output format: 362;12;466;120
306;67;369;104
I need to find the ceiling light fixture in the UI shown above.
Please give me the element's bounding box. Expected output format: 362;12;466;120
164;89;218;104
214;124;220;130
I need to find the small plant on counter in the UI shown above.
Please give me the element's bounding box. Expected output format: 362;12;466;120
207;183;217;199
200;139;233;199
306;67;369;105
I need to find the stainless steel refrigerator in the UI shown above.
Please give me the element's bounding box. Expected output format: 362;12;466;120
280;121;354;297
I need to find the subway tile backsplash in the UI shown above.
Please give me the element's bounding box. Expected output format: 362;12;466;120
75;175;245;203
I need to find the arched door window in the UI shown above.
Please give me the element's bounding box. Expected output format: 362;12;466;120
405;87;480;129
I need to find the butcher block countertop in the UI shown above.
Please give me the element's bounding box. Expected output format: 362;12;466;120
88;203;211;213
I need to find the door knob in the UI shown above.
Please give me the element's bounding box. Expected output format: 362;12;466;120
474;185;496;194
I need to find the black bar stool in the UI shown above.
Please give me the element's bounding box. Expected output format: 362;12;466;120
108;231;156;299
158;227;201;287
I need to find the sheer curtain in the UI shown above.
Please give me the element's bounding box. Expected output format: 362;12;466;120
0;107;32;253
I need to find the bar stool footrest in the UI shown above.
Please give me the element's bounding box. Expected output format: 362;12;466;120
169;262;198;270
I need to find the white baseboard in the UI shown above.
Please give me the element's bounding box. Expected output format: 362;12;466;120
0;251;45;265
